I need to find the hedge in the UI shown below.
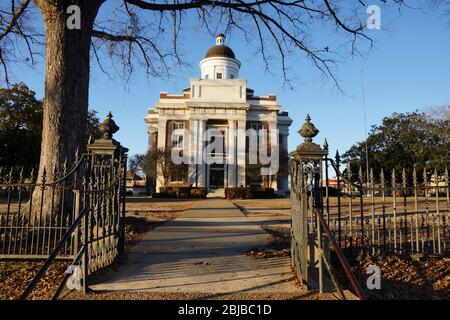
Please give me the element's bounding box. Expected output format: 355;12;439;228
225;187;275;199
157;186;207;199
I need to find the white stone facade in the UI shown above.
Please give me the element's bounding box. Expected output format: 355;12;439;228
145;35;292;195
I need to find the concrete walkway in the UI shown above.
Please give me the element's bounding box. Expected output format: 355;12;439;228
89;199;302;295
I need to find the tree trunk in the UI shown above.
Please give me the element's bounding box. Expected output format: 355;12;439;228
32;0;103;218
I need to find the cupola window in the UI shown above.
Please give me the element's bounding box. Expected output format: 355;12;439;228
216;34;225;45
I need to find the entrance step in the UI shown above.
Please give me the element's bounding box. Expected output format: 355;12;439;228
207;188;225;198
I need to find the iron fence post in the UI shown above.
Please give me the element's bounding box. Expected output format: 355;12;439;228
335;151;342;248
119;155;127;256
82;208;89;294
317;209;323;293
73;190;80;256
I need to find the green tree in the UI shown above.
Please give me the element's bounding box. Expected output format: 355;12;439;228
86;109;103;143
0;83;42;171
342;111;450;183
0;82;101;172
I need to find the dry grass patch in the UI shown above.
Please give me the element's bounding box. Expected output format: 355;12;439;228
345;256;450;300
126;197;197;215
0;260;70;300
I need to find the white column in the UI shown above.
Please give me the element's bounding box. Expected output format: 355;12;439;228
156;119;167;192
147;130;154;149
198;120;207;188
227;120;237;187
269;121;278;191
188;119;198;186
236;120;246;187
157;118;167;151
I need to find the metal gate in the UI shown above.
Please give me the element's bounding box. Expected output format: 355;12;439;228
0;113;128;298
290;115;449;299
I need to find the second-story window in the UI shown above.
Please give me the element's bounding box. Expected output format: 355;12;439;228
251;123;263;152
172;122;184;150
216;72;223;79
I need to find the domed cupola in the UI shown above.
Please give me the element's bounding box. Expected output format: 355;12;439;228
200;34;241;80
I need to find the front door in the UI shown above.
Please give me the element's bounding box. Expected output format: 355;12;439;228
209;164;225;188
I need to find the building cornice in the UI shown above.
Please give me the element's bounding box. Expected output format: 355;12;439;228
185;102;249;109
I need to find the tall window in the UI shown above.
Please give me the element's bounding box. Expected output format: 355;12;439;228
172;122;184;150
250;122;263;155
216;72;223;79
247;123;264;186
251;123;263;139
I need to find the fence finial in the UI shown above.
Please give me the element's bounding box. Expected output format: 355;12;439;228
335;150;340;163
292;114;327;160
99;111;119;140
298;114;319;143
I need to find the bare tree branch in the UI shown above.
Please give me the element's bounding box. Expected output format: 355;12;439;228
3;0;443;89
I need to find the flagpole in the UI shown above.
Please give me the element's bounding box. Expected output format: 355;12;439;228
361;67;370;196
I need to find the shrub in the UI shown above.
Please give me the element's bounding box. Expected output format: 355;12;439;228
225;187;246;199
258;187;275;198
166;190;177;198
225;187;275;199
159;187;172;193
157;186;208;199
191;187;207;199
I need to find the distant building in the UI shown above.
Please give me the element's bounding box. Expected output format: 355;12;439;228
125;171;147;195
325;179;345;189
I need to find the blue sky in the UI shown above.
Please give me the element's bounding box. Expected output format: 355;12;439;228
9;3;450;159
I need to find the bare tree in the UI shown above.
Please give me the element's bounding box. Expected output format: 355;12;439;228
1;0;436;213
144;148;174;189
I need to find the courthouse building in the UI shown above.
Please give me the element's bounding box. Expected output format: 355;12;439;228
144;34;292;195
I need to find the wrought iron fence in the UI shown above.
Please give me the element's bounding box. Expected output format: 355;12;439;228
0;114;128;268
324;155;449;258
0;158;84;259
290;114;449;299
0;151;127;263
0;112;129;298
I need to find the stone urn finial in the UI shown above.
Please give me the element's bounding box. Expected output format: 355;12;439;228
99;111;119;139
298;114;319;143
